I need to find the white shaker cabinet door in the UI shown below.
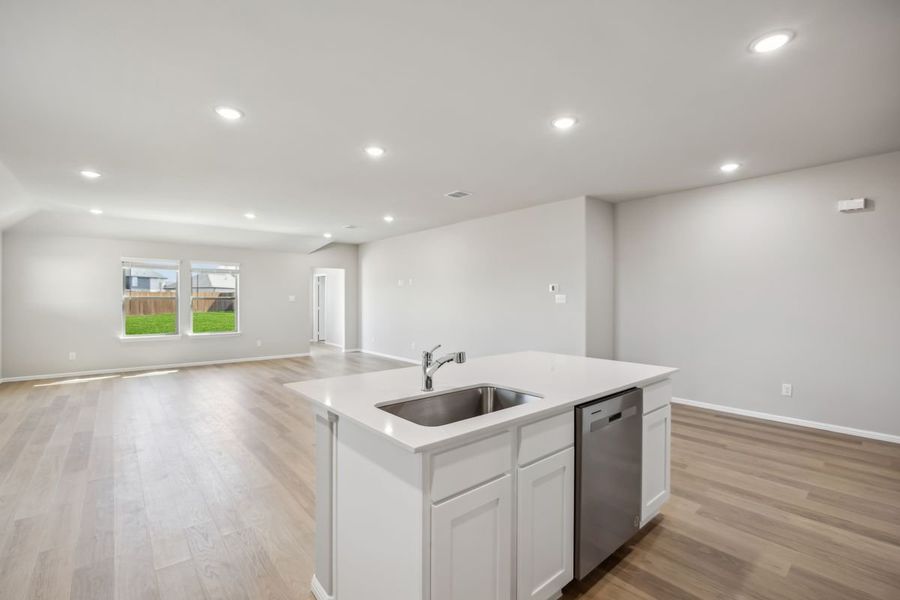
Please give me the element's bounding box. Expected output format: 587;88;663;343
431;475;513;600
516;447;575;600
641;404;671;524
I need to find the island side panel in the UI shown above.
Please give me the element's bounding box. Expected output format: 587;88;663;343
335;417;425;600
313;408;336;599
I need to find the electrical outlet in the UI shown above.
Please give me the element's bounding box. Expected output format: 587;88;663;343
288;295;296;302
68;351;77;361
555;294;567;304
410;341;416;350
781;383;793;397
256;339;262;347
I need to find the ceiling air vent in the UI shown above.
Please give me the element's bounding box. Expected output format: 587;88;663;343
445;190;471;199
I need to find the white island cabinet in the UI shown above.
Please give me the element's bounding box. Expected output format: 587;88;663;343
285;351;676;600
640;379;673;525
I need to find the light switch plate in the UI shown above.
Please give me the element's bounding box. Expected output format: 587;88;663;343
781;383;793;397
838;198;867;212
555;294;567;304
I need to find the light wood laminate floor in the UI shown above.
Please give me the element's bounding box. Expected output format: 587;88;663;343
0;344;898;599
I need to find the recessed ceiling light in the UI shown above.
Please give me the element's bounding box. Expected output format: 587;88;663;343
749;30;794;54
552;116;577;130
720;162;741;173
383;215;395;223
244;212;256;219
80;169;101;179
89;208;103;215
323;232;333;239
445;190;472;199
215;106;244;120
364;146;386;158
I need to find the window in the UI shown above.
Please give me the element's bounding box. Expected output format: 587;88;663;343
122;258;180;336
191;262;239;334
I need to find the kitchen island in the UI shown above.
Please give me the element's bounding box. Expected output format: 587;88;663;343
286;351;676;600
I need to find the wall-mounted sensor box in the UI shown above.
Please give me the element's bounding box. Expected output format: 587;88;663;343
838;198;867;212
548;283;559;293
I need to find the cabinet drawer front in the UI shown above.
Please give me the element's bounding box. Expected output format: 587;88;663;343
642;379;672;415
431;431;512;503
518;411;574;467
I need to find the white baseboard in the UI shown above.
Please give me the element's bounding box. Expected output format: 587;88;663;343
322;341;345;350
672;397;900;445
0;352;312;384
310;575;334;600
357;349;419;364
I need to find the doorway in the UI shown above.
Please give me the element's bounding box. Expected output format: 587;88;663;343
313;273;327;342
311;267;346;348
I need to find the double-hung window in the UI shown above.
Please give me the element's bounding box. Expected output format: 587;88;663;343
122;258;180;336
191;261;239;334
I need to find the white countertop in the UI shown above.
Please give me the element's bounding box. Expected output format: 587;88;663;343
285;351;677;452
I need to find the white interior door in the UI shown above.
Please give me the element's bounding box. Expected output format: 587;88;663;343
314;274;326;341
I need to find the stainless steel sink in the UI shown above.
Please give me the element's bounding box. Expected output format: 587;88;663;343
377;385;542;427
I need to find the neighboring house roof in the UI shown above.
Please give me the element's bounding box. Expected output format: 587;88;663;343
124;267;167;279
192;272;236;290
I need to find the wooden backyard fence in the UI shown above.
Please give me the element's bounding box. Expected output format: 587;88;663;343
124;291;234;316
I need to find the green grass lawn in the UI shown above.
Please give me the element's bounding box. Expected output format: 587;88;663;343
192;312;236;333
125;312;235;335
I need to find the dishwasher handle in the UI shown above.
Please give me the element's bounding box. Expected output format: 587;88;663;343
587;405;638;432
578;388;642;434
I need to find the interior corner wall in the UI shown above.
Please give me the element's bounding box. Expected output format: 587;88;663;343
1;232;311;380
309;243;360;350
615;151;900;437
585;197;615;359
359;197;590;361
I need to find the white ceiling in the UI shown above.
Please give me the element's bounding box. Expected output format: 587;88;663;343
1;0;899;245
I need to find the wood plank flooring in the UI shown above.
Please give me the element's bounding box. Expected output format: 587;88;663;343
1;344;898;599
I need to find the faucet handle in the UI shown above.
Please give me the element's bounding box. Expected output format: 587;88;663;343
425;344;442;356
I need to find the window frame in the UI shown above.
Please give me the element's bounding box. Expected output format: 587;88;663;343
189;261;241;336
121;257;181;339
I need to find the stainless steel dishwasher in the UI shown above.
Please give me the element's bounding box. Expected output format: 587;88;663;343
574;387;643;579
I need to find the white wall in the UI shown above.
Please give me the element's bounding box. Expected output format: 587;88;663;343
585;197;615;359
0;230;3;378
312;267;346;347
359;197;614;361
309;243;360;350
1;232;311;379
616;151;900;437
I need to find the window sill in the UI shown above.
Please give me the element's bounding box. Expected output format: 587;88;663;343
186;331;242;338
119;334;182;343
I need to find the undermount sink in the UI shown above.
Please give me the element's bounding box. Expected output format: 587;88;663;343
377;385;542;427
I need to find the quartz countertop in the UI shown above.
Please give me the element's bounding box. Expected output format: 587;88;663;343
285;351;677;452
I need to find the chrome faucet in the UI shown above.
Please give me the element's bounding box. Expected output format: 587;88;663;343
421;344;467;391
